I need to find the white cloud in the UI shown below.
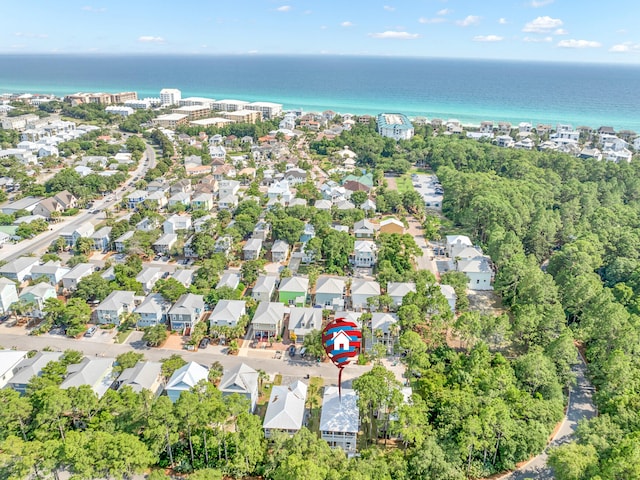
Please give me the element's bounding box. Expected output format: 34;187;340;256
418;17;445;24
554;28;568;35
557;39;601;49
530;0;554;6
276;5;291;12
14;32;48;38
523;36;553;43
473;35;503;42
456;15;481;27
437;9;452;16
81;6;106;13
320;25;328;30
523;16;563;33
609;42;640;53
341;21;354;27
138;36;165;44
369;31;421;40
384;5;395;12
498;18;507;25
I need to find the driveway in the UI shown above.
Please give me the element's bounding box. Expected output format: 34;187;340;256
502;351;596;479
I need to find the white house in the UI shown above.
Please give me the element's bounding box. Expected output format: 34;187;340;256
445;235;473;259
263;381;307;438
370;312;399;352
243;238;263;261
60;357;115;399
61;263;95;291
134;293;169;328
252;275;278;302
209;300;247;328
95;290;136;325
251;301;285;339
320;387;359;454
288;307;322;344
439;284;457;313
219;363;259;412
7;351;63;394
163;214;192;234
314;276;346;310
0;278;19;316
0;350;29;388
136;266;163;294
218;180;240;198
271;240;290;263
351;279;381;311
457;256;493;291
216;270;241;290
166;362;209;403
30;261;69;285
0;257;39;283
168;293;205;332
350;241;377;268
387;282;416;307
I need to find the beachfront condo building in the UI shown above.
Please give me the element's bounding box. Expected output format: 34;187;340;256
160;88;182;106
377;113;415;140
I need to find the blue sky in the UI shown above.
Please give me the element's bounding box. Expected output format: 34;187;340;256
2;0;640;64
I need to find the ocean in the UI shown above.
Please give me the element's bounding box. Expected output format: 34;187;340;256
1;54;640;131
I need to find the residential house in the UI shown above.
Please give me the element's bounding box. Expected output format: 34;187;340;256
210;300;247;328
271;240;290;263
379;218;404;235
96;290;136;325
457;255;493;291
300;223;315;243
0;351;30;388
278;276;309;306
370;313;399;353
0;277;19;315
60;222;94;247
0;196;42;216
353;219;376;239
166;362;209;403
387;282;416;307
320;387;359;454
288;307;322;344
263;381;308;438
334;310;364;328
7;351;63;394
446;235;473;259
495;135;515;148
243;238;263;261
211;164;237;181
134;293;169;328
216;270;241;290
136;266;163;294
252;275;278;302
284;168;307;185
314;276;346;310
153;233;178;255
168;293;205;332
336;199;355;210
163;214;192;234
214;236;233;257
251;301;285;339
146;180;168;192
351;279;381;311
219;363;259;412
146;191;168;209
252;221;271;242
32;197;63;218
350;241;377;268
314;199;332;210
114;231;134;253
439;284;457;313
0;257;39;282
29;261;68;286
61;263;95;291
60;357;115;399
267;180;293;203
126;190;148;209
91;226;112;251
115;361;163;396
218;180;240;198
169;179;192;195
18;282;56;318
171;268;196;288
218;193;238;210
193;214;214;233
209;145;227;160
168;191;191;208
191;192;213;211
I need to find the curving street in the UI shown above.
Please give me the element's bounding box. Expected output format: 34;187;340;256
503;351;596;479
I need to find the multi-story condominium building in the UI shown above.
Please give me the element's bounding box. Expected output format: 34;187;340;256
212;99;249;112
160;88;182;106
246;101;283;119
377;113;415;140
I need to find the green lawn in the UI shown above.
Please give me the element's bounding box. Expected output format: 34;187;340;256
114;328;133;344
395;173;416;194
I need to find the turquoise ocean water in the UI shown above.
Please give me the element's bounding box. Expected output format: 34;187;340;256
1;54;640;130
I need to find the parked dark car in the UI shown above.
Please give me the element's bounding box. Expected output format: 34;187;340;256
198;337;210;349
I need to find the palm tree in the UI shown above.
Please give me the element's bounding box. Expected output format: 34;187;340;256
257;369;269;396
208;361;224;384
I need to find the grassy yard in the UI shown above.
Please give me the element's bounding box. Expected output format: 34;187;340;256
114;328;133;344
395;172;416;194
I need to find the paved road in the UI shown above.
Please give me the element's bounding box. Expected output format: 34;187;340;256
503;351;596;479
3;142;156;263
0;327;371;386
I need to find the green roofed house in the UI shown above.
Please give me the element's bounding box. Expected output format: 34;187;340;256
278;276;309;307
342;172;374;188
